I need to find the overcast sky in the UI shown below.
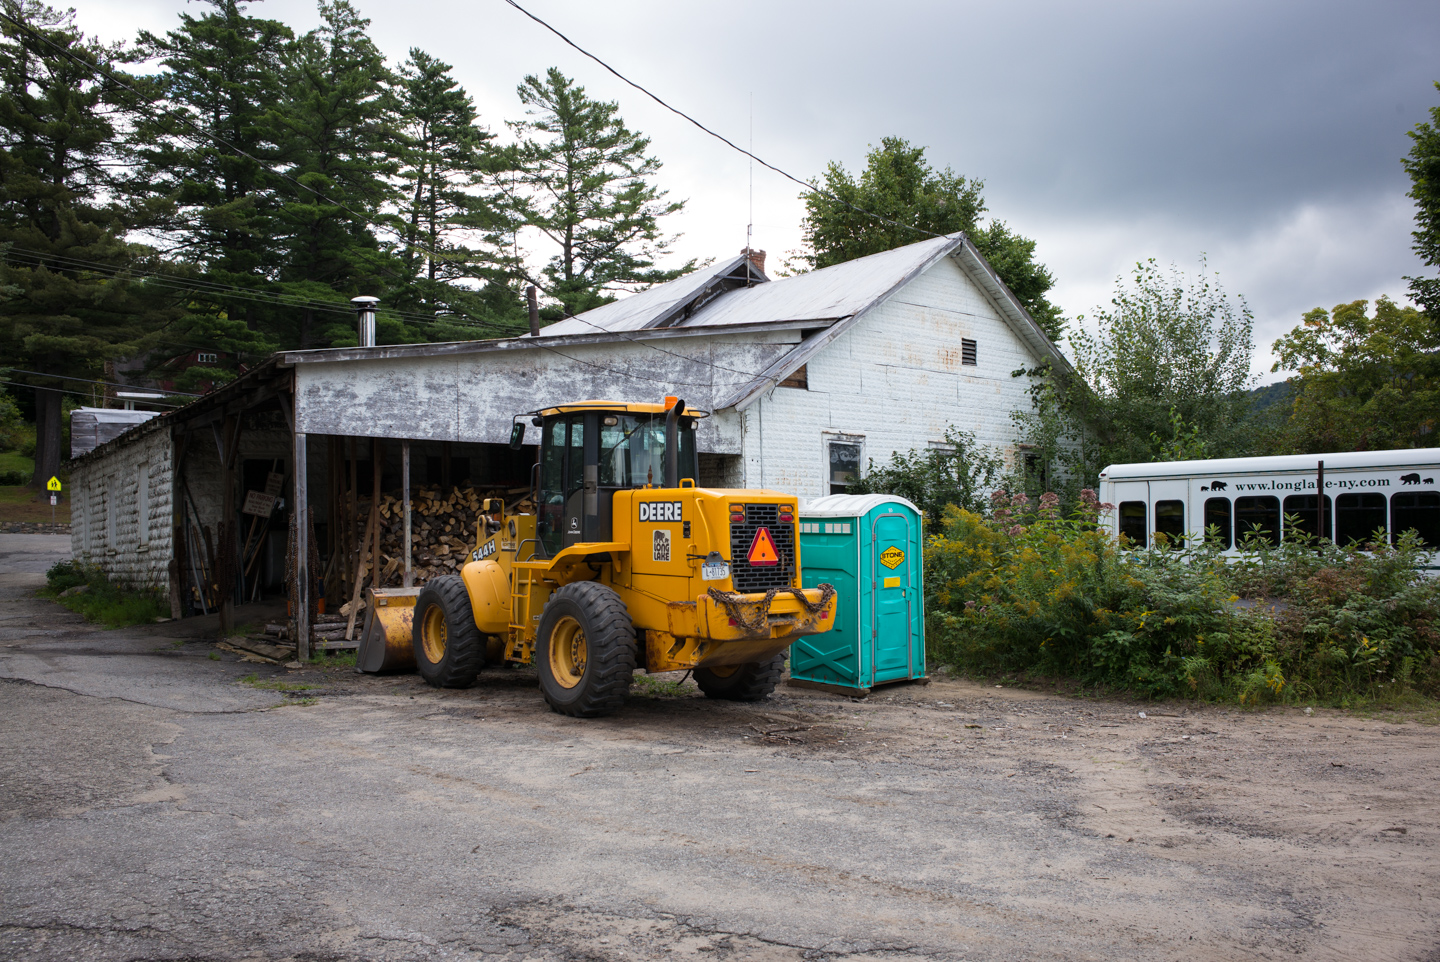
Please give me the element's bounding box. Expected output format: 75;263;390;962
69;0;1440;380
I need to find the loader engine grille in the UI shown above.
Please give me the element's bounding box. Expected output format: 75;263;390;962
729;503;797;593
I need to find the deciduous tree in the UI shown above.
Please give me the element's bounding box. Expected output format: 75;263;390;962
797;137;1065;341
1272;296;1440;451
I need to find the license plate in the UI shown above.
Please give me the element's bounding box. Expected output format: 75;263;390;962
701;561;730;581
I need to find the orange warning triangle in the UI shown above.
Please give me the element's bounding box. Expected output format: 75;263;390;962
747;527;780;566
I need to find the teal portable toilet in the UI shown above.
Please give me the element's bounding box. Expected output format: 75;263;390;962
790;494;926;695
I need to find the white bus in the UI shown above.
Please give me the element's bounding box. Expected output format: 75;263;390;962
1097;448;1440;559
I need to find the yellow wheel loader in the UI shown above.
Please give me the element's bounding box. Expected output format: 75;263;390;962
359;398;837;717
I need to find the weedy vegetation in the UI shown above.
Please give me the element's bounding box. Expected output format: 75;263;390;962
42;560;169;628
926;489;1440;707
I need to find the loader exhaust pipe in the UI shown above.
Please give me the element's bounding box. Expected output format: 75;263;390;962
664;397;685;489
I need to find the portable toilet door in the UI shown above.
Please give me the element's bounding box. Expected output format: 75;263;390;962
792;494;925;694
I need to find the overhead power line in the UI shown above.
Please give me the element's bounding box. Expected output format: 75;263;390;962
1;245;520;337
0;377;187;407
3;368;204;396
498;0;947;243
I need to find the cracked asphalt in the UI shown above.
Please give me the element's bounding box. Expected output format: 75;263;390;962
1;533;1438;961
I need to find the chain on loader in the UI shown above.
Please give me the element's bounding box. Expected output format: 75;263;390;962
358;397;837;717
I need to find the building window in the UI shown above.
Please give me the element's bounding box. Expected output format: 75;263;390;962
961;338;977;366
104;481;115;550
778;364;808;390
197;352;218;364
137;464;150;545
826;438;862;495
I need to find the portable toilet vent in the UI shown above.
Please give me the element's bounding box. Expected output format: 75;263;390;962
790;494;926;695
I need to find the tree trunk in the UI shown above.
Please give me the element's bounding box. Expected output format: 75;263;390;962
31;386;63;489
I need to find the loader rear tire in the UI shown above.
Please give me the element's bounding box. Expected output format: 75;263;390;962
536;581;636;718
695;653;785;701
413;575;484;688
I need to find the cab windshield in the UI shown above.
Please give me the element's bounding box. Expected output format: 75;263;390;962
598;413;695;488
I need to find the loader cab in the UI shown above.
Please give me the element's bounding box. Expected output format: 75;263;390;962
527;400;705;556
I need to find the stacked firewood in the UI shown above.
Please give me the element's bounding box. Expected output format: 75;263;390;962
357;484;532;586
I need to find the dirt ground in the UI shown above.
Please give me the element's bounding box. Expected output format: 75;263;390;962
2;533;1438;961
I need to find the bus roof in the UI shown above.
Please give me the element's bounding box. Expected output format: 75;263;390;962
1099;447;1440;481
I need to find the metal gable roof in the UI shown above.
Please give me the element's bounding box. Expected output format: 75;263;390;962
537;253;765;336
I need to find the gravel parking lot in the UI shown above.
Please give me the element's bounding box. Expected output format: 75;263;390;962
2;534;1437;961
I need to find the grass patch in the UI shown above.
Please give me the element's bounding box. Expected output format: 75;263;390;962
631;674;692;698
238;672;321;691
0;450;32;475
41;560;167;628
0;484;70;524
309;649;357;668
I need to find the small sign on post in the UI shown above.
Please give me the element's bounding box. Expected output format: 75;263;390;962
46;477;60;524
46;476;61;492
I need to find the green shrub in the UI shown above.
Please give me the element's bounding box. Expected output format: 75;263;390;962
0;470;26;485
925;490;1440;704
42;561;168;628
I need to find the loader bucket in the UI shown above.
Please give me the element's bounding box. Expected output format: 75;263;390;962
357;587;420;673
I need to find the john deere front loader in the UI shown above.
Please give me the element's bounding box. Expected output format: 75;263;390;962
359;398;836;717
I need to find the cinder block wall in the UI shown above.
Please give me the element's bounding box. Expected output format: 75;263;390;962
70;425;174;590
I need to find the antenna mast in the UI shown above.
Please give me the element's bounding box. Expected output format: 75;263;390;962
746;92;754;286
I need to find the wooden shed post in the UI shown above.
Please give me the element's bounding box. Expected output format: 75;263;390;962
294;430;310;661
371;439;382;588
402;439;412;587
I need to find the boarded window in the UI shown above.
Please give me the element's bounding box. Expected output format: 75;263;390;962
1154;500;1185;542
961;338;977;366
1282;494;1332;542
1234;496;1280;546
1118;501;1146;547
778;364;808;389
137;464;150;545
1204;497;1232;549
1335;493;1386;546
1391;492;1440;547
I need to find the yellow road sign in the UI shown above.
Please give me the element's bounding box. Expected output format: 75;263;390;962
46;476;61;492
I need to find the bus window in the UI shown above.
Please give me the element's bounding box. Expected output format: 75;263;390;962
1391;492;1440;547
1204;498;1232;549
1335;493;1386;546
1282;494;1332;542
1154;500;1185;543
1118;501;1146;547
1234;496;1280;546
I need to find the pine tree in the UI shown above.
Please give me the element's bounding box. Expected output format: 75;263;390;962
0;0;177;487
392;48;524;339
511;68;690;318
270;0;398;347
132;0;292;369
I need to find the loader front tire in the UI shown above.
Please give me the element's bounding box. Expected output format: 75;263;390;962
695;653;785;701
413;575;484;688
536;581;636;717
